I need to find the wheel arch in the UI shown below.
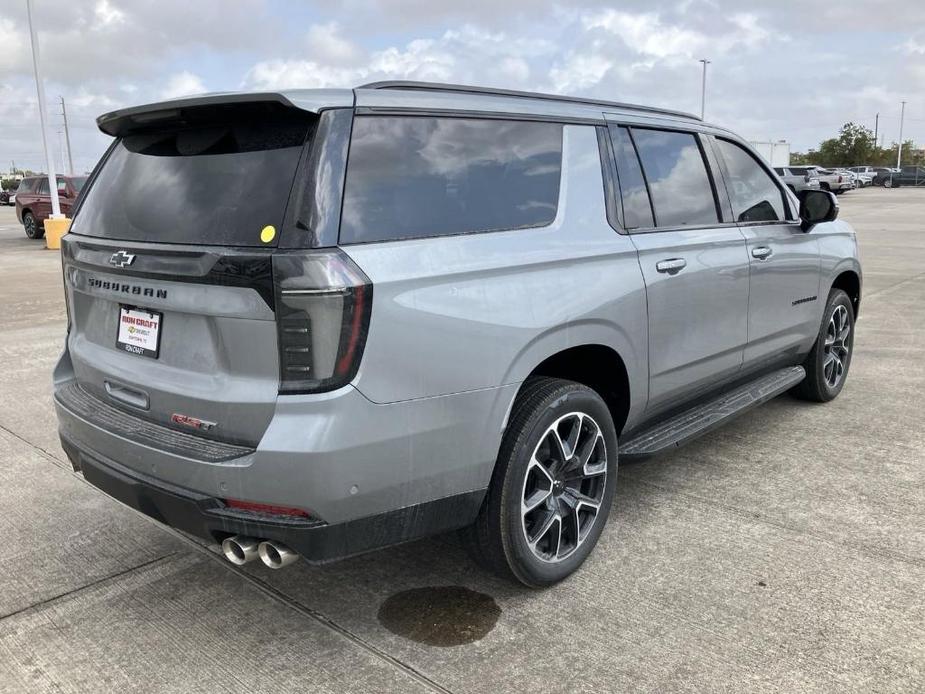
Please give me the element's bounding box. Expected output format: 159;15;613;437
513;344;633;437
831;269;861;317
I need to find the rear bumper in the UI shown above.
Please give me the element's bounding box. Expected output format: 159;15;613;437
60;434;484;562
54;370;517;558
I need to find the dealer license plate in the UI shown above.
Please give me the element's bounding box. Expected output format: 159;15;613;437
116;306;162;358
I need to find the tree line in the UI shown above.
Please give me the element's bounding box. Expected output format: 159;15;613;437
791;123;922;168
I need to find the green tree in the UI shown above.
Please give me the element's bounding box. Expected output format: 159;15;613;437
815;122;878;167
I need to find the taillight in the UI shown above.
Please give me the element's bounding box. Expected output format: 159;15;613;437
272;249;372;394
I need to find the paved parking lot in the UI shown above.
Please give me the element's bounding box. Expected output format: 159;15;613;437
0;190;922;693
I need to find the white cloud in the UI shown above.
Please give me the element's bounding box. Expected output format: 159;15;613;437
305;22;365;66
94;0;126;28
2;0;924;173
160;71;206;99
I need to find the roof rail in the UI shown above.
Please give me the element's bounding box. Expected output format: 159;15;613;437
357;80;701;121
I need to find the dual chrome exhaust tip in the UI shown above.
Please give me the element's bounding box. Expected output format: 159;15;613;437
221;536;299;569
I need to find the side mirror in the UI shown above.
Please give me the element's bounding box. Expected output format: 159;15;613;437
797;189;838;232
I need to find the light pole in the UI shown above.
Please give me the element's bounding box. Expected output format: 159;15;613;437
60;96;74;175
897;100;906;169
25;0;61;218
699;59;711;120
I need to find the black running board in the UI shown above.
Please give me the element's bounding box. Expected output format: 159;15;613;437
619;366;806;460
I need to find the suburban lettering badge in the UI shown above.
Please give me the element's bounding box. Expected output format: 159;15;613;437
88;276;167;299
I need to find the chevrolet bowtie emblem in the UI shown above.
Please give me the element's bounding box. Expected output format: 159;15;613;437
109;250;136;268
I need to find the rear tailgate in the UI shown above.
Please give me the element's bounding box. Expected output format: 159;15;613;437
60;100;318;447
62;237;278;446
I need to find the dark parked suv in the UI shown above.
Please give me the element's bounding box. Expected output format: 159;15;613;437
15;175;87;239
54;82;861;586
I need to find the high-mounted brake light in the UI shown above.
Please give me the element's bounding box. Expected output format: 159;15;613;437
272;250;372;394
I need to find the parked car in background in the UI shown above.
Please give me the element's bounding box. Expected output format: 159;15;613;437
849;166;881;181
773;166;821;193
894;166;925;186
14;175;87;239
53;82;862;587
836;168;870;187
0;186;16;205
789;166;851;194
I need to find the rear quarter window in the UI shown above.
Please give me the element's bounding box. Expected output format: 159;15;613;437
339;116;563;244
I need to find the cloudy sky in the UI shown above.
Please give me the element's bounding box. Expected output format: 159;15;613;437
1;0;924;174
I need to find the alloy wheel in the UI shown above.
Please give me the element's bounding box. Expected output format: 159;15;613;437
823;304;851;389
521;412;607;563
24;215;36;238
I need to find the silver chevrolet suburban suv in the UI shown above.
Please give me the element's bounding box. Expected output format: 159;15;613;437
54;82;861;587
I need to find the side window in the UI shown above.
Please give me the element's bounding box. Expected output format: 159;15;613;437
608;126;654;229
714;139;786;223
57;180;69;196
631;128;719;227
36;179;49;195
17;179;33;193
340;116;563;244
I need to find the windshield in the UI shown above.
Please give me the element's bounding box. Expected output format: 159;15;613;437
70;108;313;247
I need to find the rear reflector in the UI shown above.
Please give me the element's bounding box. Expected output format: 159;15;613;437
224;498;313;518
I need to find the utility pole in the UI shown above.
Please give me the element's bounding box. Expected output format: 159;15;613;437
60;96;74;175
698;59;711;120
897;100;906;169
874;113;879;145
25;0;61;218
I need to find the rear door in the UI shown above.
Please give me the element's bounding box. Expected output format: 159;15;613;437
61;102;317;446
709;137;821;367
34;178;51;221
56;179;74;217
607;122;749;414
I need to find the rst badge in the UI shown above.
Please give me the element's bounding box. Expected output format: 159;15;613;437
171;413;217;432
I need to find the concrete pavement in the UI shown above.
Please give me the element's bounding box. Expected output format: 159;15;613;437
0;190;922;693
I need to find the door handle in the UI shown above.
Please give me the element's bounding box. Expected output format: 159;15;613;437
655;258;687;274
752;246;773;260
104;380;149;410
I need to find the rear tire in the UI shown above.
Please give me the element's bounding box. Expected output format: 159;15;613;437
23;212;43;240
793;289;854;402
461;377;618;587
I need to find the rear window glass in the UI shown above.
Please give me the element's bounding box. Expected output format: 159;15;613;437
70;108;312;246
631;128;718;227
609;125;654;229
340;116;562;244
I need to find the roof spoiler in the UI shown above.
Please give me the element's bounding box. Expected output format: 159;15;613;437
96;92;299;137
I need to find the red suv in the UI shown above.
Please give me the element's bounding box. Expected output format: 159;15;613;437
15;175;87;239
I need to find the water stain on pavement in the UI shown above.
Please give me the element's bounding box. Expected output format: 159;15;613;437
377;586;501;647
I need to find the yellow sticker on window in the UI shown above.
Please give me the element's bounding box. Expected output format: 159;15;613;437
260;225;276;243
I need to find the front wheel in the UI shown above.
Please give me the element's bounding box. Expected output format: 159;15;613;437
23;212;44;240
462;377;618;587
793;289;854;402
